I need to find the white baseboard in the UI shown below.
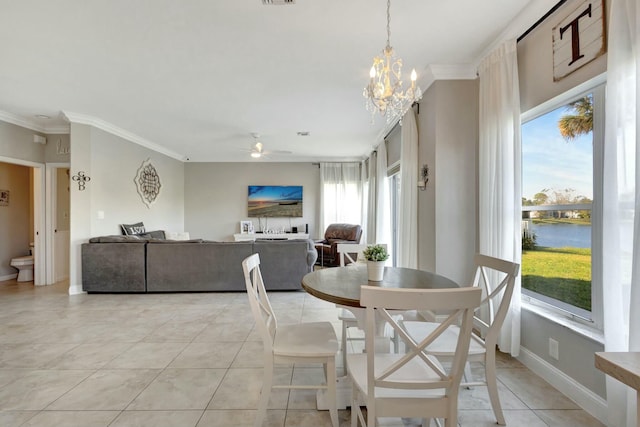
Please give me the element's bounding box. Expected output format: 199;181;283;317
517;346;608;424
0;273;18;282
68;283;84;295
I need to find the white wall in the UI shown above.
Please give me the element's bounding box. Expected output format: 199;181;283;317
185;162;320;241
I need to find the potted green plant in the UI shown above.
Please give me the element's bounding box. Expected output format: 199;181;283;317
362;244;389;281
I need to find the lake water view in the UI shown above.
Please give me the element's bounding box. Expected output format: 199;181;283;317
530;223;591;249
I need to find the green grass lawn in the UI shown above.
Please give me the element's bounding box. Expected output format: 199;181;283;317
521;247;591;311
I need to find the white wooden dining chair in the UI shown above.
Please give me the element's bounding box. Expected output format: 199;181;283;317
336;243;368;371
401;254;520;425
347;285;482;427
335;243;400;372
337;243;368;267
242;253;339;427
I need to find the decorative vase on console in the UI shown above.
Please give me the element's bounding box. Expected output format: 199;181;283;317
362;244;389;282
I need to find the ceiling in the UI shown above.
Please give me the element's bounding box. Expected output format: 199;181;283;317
0;1;550;162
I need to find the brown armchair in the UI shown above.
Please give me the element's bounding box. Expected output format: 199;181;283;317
315;223;363;267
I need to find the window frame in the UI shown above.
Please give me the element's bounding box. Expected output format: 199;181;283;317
520;73;606;331
388;170;401;267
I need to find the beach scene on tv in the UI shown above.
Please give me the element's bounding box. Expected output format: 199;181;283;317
248;185;303;217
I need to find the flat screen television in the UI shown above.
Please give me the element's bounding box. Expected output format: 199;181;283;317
248;185;303;218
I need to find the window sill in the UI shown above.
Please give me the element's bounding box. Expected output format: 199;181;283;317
522;300;604;345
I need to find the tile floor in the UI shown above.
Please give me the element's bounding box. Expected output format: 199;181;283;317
0;279;605;427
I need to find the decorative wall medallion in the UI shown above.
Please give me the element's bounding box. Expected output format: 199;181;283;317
134;159;161;208
72;171;91;191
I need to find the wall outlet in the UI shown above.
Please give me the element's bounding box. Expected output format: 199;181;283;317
549;338;559;360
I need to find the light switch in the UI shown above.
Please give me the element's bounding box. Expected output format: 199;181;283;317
97;210;105;220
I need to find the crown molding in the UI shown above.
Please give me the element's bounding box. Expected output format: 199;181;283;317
62;111;185;161
0;110;70;134
42;125;70;134
473;0;558;68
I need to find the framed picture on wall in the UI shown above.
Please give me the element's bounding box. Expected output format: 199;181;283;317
0;190;9;207
240;220;254;234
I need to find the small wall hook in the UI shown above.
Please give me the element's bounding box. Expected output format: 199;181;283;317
418;164;429;190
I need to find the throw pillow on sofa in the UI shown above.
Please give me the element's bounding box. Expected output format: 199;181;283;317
164;231;191;240
121;222;145;235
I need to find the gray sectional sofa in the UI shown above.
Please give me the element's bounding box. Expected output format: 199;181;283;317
81;236;318;293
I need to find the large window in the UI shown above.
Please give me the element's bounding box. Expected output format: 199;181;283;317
320;162;363;233
521;82;604;326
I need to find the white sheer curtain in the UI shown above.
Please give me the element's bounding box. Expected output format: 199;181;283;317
478;39;522;356
360;159;369;245
602;0;639;425
398;109;418;268
375;142;391;249
318;162;363;237
366;151;378;243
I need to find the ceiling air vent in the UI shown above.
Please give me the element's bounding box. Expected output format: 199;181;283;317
262;0;295;4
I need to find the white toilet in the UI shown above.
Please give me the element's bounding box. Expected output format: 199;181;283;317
10;243;34;282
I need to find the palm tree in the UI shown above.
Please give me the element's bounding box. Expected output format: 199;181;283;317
558;95;593;140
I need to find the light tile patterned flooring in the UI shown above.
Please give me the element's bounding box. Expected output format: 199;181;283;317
0;279;605;427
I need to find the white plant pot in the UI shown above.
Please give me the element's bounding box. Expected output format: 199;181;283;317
367;261;385;281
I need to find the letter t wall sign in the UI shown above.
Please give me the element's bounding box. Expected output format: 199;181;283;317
552;0;606;81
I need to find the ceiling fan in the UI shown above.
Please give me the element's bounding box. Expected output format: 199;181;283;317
246;133;292;159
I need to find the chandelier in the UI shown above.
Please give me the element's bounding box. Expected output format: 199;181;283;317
363;0;422;123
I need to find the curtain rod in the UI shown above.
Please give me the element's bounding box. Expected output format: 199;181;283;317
382;102;420;140
311;161;363;167
517;0;567;42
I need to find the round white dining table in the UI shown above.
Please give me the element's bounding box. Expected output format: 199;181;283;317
302;264;459;307
301;264;460;417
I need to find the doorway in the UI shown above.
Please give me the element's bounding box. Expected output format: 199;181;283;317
46;163;70;284
0;156;45;285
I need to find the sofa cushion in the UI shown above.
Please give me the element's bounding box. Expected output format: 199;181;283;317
139;230;166;239
146;238;204;243
146;241;252;291
164;231;191;240
253;239;315;290
121;222;146;235
82;242;146;292
89;235;147;243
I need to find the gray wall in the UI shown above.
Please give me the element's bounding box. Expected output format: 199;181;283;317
185;162;320;241
68;124;185;293
0;162;31;278
0;121;46;164
0;121;70;165
0;120;68;284
417;80;479;286
516;0;608;399
521;310;605;396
